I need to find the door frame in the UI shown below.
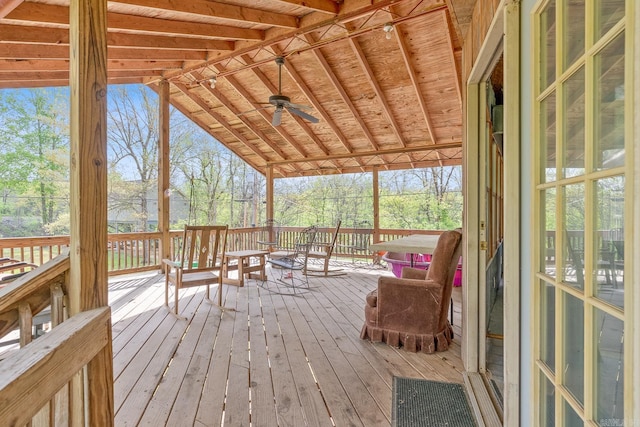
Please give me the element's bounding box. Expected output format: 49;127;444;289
463;1;520;424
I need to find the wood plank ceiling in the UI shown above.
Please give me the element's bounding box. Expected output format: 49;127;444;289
0;0;476;178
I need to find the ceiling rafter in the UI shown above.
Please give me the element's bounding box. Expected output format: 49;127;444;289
274;48;360;158
0;59;184;72
303;34;381;153
190;72;304;170
173;81;275;165
267;141;462;166
0;24;235;51
0;0;20;18
110;0;299;29
442;9;462;108
0;69;163;81
0;44;208;61
0;76;151;89
241;55;333;157
388;8;440;168
271;0;338;14
167;0;417;79
6;3;264;40
219;70;310;158
348;37;407;149
277;52;368;172
161;89;285;175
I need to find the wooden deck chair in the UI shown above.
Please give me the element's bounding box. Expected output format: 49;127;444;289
163;225;228;315
305;220;345;276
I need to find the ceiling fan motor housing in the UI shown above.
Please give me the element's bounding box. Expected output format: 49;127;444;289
269;94;290;106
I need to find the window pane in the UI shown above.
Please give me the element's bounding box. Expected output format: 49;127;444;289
563;292;584;404
594;177;625;308
562;1;585;69
540;1;556;91
595;0;625;39
540;371;556;426
540;281;556;371
595;32;625;170
544;188;557;277
562;67;585;178
594;309;624;423
564;399;584;426
541;92;557;183
563;184;585;289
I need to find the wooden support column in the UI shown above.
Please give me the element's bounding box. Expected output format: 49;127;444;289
158;79;171;262
266;165;274;223
69;0;114;423
372;166;380;243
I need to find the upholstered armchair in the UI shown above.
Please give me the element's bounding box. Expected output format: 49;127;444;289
360;229;462;353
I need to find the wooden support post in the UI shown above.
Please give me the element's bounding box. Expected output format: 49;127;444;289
69;0;114;424
266;165;274;223
372;166;380;243
158;79;171;263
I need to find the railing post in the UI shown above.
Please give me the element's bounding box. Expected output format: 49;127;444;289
373;166;380;243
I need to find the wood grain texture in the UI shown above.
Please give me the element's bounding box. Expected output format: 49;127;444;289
0;307;111;426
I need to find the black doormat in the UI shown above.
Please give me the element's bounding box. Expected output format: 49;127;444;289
392;377;477;427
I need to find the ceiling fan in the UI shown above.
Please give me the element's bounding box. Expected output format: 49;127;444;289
262;56;319;126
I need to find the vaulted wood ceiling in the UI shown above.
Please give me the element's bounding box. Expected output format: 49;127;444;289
0;0;476;177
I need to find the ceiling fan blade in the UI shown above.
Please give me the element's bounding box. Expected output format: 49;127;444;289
285;101;312;110
272;107;283;126
287;106;319;123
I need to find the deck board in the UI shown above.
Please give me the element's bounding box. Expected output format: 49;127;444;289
109;262;465;426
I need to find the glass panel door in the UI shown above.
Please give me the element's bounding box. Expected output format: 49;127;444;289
533;0;629;425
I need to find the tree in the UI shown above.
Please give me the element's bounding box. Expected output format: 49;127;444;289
107;85;192;231
0;88;70;235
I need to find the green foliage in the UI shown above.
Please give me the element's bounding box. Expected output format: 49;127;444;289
0;85;464;236
0;88;69;236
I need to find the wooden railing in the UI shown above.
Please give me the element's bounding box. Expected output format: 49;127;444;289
0;227;445;276
0;251;113;425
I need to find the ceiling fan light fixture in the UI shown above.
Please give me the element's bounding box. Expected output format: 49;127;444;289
383;23;394;40
209;75;217;89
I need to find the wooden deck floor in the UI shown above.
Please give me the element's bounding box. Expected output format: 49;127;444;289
109;262;464;427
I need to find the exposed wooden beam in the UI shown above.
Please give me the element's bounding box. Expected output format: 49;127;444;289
0;24;235;50
220;70;313;159
268;141;462;166
192;74;295;163
349;37;407;148
0;44;208;61
110;0;298;28
0;0;20;18
164;94;270;174
173;82;273;163
273;0;338;14
0;69;163;80
275;49;367;172
168;0;420;78
7;3;264;40
304;33;380;152
0;76;152;88
0;59;184;71
443;9;463;108
392;18;438;146
243;55;333;157
278;50;354;153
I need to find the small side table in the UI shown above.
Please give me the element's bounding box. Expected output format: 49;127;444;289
223;250;269;287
